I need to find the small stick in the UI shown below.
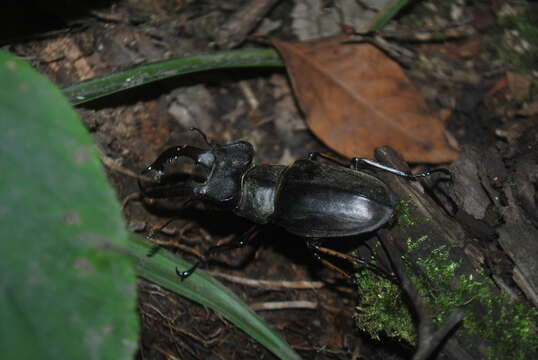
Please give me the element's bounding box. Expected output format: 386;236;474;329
250;300;318;311
216;0;281;48
148;238;204;260
99;149;153;182
208;272;324;289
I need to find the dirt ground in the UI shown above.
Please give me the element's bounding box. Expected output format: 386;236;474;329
3;0;537;359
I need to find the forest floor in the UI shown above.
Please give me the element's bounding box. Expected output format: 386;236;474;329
3;0;537;359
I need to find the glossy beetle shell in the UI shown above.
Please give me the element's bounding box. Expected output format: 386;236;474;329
270;160;398;237
144;139;400;239
234;164;287;224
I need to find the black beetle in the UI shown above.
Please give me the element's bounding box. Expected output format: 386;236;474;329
139;129;446;279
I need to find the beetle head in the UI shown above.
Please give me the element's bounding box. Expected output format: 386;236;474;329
139;141;254;207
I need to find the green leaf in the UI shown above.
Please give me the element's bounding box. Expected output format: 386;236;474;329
0;51;139;360
63;48;283;105
129;234;302;360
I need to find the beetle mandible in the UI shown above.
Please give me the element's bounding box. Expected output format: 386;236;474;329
139;129;446;279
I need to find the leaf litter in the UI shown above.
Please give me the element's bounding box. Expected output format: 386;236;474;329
272;34;459;163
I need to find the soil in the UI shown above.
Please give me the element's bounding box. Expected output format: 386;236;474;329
3;0;537;359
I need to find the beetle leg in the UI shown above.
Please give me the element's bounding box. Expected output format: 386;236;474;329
147;217;179;238
309;242;367;266
309;152;450;180
147;244;161;257
351;157;450;180
307;240;397;281
205;224;259;258
176;262;199;279
306;239;354;279
176;225;260;280
320;245;396;280
318;257;353;279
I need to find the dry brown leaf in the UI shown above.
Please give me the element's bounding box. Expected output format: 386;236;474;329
486;75;508;98
506;72;531;102
272;35;459;163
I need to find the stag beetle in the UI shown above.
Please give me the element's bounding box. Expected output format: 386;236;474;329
139;129;447;279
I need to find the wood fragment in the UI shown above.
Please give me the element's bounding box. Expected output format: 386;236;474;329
250;300;318;311
371;146;537;359
208;272;324;290
216;0;280;49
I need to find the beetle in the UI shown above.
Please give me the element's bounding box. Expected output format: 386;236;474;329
139;129;447;279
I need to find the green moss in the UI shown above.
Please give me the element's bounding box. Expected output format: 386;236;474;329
396;200;415;227
498;13;538;41
354;267;416;343
459;275;538;360
490;4;538;74
407;239;538;359
406;235;428;251
354;234;538;358
396;200;430;228
409;243;469;322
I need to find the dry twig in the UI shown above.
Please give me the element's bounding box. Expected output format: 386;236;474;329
250;300;318;311
208;271;324;290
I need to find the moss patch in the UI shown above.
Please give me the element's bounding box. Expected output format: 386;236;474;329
354;266;416;344
396;200;430;228
354;233;538;358
496;11;538;72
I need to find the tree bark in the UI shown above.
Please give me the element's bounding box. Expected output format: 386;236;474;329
364;146;538;359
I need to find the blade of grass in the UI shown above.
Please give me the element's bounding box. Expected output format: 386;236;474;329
368;0;411;31
63;48;283;105
128;234;302;360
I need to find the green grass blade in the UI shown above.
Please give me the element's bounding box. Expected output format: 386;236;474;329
63;48;283;105
0;51;139;360
129;234;302;360
369;0;411;31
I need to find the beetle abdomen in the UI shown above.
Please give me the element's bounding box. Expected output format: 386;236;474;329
272;160;397;237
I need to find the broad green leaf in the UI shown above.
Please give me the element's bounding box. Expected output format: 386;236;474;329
0;51;139;360
64;48;283;105
129;234;302;360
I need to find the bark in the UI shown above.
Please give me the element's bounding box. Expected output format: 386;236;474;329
367;146;538;360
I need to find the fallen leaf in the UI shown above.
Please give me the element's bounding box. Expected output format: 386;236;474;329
456;39;482;58
486;75;508;98
420;38;482;59
272;35;458;163
506;72;531;102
